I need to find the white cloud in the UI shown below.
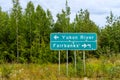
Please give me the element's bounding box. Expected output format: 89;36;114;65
0;0;12;11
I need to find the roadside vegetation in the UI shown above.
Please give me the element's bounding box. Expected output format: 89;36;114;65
0;54;120;80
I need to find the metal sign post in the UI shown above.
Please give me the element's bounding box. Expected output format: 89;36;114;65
83;51;86;75
59;50;60;75
66;50;68;76
74;51;76;75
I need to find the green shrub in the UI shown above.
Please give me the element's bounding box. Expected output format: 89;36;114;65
1;64;13;79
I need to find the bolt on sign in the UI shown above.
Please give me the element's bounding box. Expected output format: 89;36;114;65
50;33;97;50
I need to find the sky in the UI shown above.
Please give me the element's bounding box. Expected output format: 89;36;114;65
0;0;120;27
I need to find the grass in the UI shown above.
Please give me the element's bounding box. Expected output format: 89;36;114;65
0;55;120;80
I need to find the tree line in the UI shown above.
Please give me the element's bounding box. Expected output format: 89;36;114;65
0;0;120;63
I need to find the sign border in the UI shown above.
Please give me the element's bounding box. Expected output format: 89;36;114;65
50;33;97;50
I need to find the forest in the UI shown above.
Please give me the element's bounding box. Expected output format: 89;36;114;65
0;0;120;64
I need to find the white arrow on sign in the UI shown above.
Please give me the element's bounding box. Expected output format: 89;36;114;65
87;44;91;48
82;44;87;48
82;44;92;48
54;35;59;40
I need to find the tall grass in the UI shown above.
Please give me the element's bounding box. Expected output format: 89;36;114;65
0;54;119;79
